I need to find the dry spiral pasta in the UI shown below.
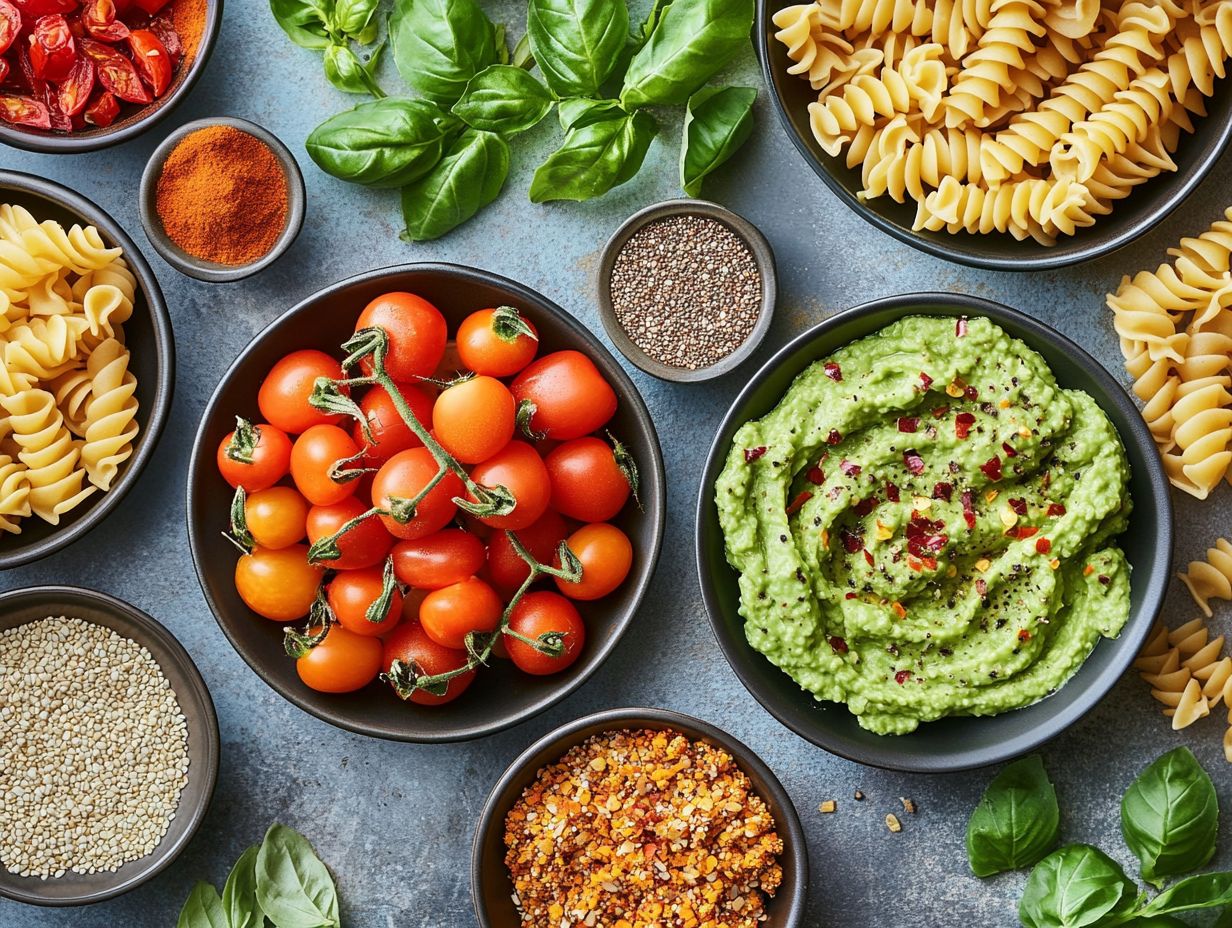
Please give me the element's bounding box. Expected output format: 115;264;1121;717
1179;537;1232;617
1135;615;1232;759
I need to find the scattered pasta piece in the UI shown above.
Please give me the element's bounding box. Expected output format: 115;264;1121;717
1179;538;1232;615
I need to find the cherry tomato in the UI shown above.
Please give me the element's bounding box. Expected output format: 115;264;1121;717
327;566;403;637
0;92;51;128
81;0;128;41
296;625;382;694
145;14;181;67
81;38;150;103
371;446;463;540
290;424;359;506
467;440;550;530
29;14;76;82
305;497;393;570
505;592;584;675
391;528;485;590
82;88;118;126
510;350;617;441
216;420;293;492
555;523;633;600
126;28;170;96
486;509;567;596
352;380;433;464
545;436;633;522
243;486;309;550
418;576;503;650
234;545;324;622
55;56;94;117
355;292;447;381
433;375;515;464
0;0;22;57
456;307;538;377
381;621;474;705
258;349;346;435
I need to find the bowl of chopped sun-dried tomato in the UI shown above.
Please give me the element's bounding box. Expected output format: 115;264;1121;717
472;707;808;928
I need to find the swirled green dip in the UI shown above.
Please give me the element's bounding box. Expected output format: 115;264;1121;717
715;316;1132;735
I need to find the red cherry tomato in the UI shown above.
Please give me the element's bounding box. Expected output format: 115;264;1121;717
81;0;128;41
234;545;324;622
486;509;568;596
391;528;485;590
82;88;118;126
456;307;538;377
352;380;433;464
258;349;346;435
29;14;76;82
305;497;393;570
0;93;51;129
418;576;502;649
466;440;550;530
433;375;515;464
145;14;182;67
126;28;170;96
510;350;617;441
381;622;474;705
504;592;584;675
296;625;382;694
290;424;359;507
216;420;293;493
555;523;633;600
370;446;463;540
545;436;633;522
0;1;22;56
355;292;447;381
81;38;150;103
55;56;94;116
327;566;403;637
243;486;309;550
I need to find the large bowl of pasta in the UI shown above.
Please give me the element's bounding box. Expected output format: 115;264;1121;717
758;0;1232;270
0;171;174;569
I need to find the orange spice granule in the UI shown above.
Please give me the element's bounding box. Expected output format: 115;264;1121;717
171;0;206;60
503;728;784;928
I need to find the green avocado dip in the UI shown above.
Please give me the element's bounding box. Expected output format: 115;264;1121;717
715;315;1132;735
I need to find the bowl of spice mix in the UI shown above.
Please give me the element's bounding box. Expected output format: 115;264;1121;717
471;706;807;928
597;199;776;382
139;116;305;282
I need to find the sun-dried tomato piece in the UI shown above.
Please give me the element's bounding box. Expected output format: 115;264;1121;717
82;87;118;125
1047;503;1066;517
786;490;813;516
932;482;952;501
828;636;848;654
903;450;925;475
980;456;1002;481
0;0;20;56
919;371;934;390
826;429;842;446
0;92;51;127
55;55;93;116
955;412;975;439
897;416;919;433
885;482;900;502
1001;441;1018;458
894;670;911;684
1035;537;1051;554
81;0;129;41
806;465;825;485
1008;498;1027;516
743;445;766;463
824;362;842;382
82;37;151;103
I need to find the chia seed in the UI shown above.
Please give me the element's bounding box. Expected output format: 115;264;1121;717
609;214;762;370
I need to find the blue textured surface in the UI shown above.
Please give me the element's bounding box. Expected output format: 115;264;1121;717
3;1;1232;925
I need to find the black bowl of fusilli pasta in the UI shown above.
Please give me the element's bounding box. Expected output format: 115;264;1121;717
758;0;1232;270
0;171;174;569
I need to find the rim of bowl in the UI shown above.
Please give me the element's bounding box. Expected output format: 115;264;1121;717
0;585;219;906
695;292;1174;772
185;262;668;742
596;198;778;382
0;0;225;154
470;706;809;928
754;0;1232;271
0;170;175;571
138;116;306;283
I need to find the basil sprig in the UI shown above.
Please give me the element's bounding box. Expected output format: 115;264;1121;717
966;755;1061;878
270;0;385;96
680;85;756;197
1122;747;1219;888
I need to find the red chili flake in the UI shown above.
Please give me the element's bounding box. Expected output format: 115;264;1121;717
921;555;937;570
1035;537;1052;555
891;602;907;618
1047;503;1066;517
744;446;767;462
786;491;813;516
1017;628;1031;641
894;670;911;684
839;528;864;553
885;482;900;502
903;450;925;475
897;416;919;433
1098;574;1110;585
932;404;949;418
964;386;978;401
919;371;934;390
1001;441;1018;458
905;511;948;557
975;578;988;597
824;362;843;382
1007;525;1039;540
845;591;857;600
826;429;843;445
828;636;849;654
955;317;968;337
852;497;875;517
933;482;953;501
1008;498;1028;515
955;412;976;439
961;490;976;529
840;459;861;477
980;456;1003;481
807;465;826;485
863;549;875;566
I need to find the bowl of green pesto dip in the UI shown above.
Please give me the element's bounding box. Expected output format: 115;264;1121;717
697;294;1172;772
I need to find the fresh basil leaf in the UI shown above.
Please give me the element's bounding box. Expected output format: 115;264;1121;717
620;0;753;107
1019;845;1140;928
176;882;228;928
306;97;458;188
680;84;755;196
324;42;383;95
494;23;509;63
529;110;657;202
1134;872;1232;918
966;755;1060;878
452;65;552;135
390;0;499;104
1122;747;1219;888
222;846;263;928
256;824;340;928
270;0;334;49
639;0;672;42
331;0;379;36
526;0;629;97
401;129;510;241
557;97;624;130
512;31;534;68
354;16;379;44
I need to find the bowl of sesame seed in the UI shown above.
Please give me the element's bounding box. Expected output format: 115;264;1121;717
597;200;777;383
0;586;218;906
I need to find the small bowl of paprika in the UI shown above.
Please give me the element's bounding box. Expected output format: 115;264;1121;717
138;115;306;283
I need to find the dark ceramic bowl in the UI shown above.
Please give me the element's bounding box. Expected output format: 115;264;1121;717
756;0;1232;270
186;264;666;742
0;0;223;154
696;293;1172;772
0;171;174;570
0;586;219;906
471;707;808;928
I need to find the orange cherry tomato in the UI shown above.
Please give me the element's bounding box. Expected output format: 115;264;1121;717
370;447;464;540
555;523;633;601
510;350;617;440
127;29;171;96
418;577;503;649
296;625;382;693
305;497;393;570
456;307;538;377
356;292;448;381
486;510;568;596
290;424;360;506
545;436;632;522
466;440;550;530
391;529;486;590
352;380;434;465
381;622;474;705
234;545;324;622
258;349;346;435
433;375;515;464
243;486;309;549
327;566;403;637
504;591;584;675
216;420;293;492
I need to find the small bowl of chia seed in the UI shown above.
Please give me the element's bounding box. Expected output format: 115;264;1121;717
597;199;776;382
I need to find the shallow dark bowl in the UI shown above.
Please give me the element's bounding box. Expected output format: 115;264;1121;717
0;171;174;570
756;0;1232;270
186;264;666;742
0;0;223;154
0;586;219;906
470;706;808;927
696;293;1172;772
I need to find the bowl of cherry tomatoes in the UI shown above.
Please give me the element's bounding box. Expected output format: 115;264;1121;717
186;263;665;742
